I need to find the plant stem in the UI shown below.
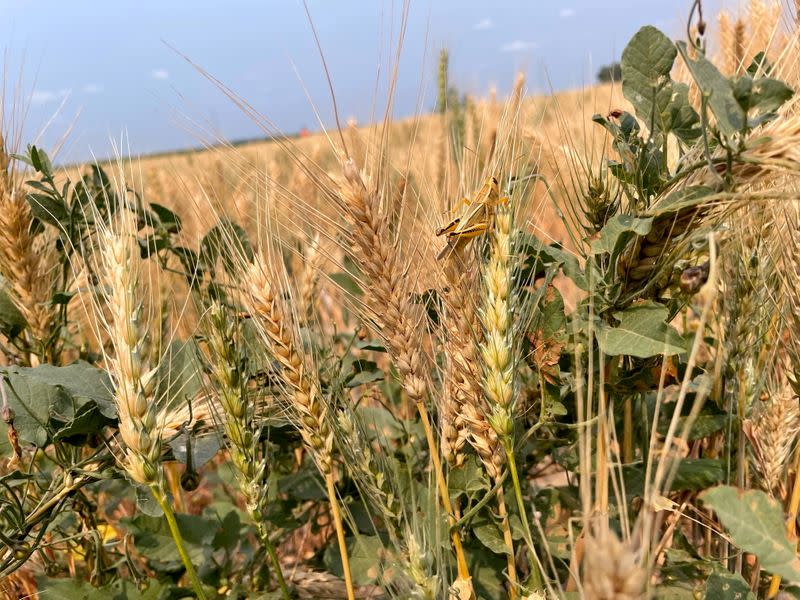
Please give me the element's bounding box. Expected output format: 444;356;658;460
505;445;543;589
260;525;291;600
416;400;472;584
152;485;207;599
325;472;356;600
496;485;518;599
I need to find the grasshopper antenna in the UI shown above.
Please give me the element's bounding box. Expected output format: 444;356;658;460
302;0;350;159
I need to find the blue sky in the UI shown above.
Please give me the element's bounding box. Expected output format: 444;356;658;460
1;0;721;163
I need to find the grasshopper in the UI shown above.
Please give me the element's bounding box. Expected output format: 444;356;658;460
436;176;507;260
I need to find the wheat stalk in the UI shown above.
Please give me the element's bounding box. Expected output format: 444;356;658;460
204;302;290;597
94;206;206;597
0;135;58;364
243;258;355;600
336;159;473;591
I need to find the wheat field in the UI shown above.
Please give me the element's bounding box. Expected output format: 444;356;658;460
2;1;800;599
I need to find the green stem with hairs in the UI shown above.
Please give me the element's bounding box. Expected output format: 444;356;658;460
504;443;543;589
152;485;207;599
259;524;291;599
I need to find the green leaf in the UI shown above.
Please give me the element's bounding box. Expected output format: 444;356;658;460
212;509;244;551
597;302;687;358
29;361;116;418
701;486;800;582
661;82;702;142
677;42;746;137
329;271;363;296
624;459;724;498
26;192;69;228
473;517;511;554
647;186;714;217
35;577;168;600
749;77;794;118
449;455;490;498
621;26;677;124
345;366;384;388
200;218;254;274
148;202;182;234
29;146;54;177
0;286;27;338
591;214;653;259
52;401;115;443
358;406;406;440
324;535;384;585
704;567;755;600
154;340;203;412
124;512;216;565
658;413;728;441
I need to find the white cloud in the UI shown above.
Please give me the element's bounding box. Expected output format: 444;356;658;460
82;83;103;94
31;88;71;105
151;68;170;80
559;8;576;18
473;18;493;31
501;40;537;53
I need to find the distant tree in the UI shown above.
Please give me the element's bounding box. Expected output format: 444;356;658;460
597;62;622;83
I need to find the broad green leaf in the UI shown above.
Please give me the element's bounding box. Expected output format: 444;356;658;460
200;218;254;274
661;82;702;141
278;469;326;501
212;509;244;552
358;405;406;440
677;42;746;137
324;535;383;585
23;361;116;418
621;26;677;125
154;339;203;411
135;485;164;517
0;286;27;338
1;368;60;446
148;202;182;234
0;361;110;446
647;186;714;217
449;455;490;497
749;77;794;118
463;541;508;598
597;302;687;358
624;459;724;498
35;577;168;600
124;512;217;564
27;192;70;228
29;146;54;177
52;402;115;443
701;486;800;582
329;271;363;296
473;517;511;554
658;413;728;441
704;567;755;600
591;214;653;259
